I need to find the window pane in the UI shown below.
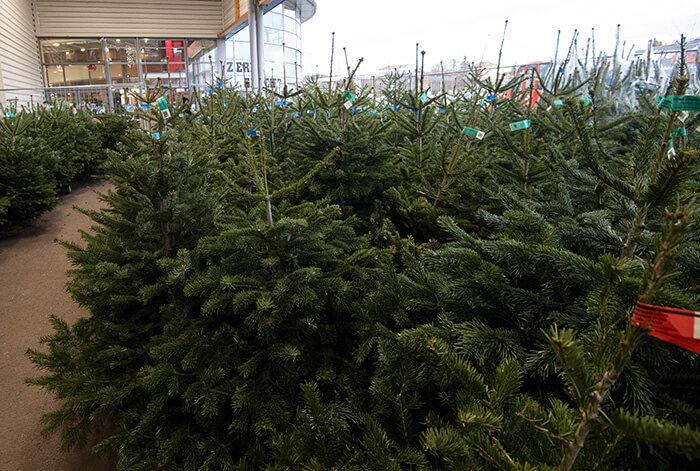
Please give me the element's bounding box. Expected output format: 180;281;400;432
187;39;217;62
45;65;65;86
41;39;104;64
64;64;106;85
110;63;139;83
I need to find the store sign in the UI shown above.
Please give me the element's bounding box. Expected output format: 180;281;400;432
225;61;251;75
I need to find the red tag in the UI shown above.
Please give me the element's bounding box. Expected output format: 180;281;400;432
632;302;700;354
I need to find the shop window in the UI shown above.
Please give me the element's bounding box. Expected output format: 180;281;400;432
110;64;139;83
64;64;106;86
41;39;104;64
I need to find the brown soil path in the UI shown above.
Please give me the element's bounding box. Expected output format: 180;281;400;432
0;180;115;471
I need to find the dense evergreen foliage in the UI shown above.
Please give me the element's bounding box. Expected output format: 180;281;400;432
24;59;700;470
0;105;138;228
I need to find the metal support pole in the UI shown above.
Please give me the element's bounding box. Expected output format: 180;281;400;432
256;3;265;90
248;0;259;92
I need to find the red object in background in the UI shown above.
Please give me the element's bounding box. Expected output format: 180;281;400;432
87;64;96;72
165;40;184;73
632;302;700;354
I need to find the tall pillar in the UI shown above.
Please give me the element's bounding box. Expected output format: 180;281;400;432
255;3;265;90
248;0;259;92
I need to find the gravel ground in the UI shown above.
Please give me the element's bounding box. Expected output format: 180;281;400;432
0;180;116;471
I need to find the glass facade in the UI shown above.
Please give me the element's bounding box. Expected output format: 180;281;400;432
38;2;306;106
39;37;219;108
225;2;303;91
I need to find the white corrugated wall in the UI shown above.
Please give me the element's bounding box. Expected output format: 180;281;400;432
0;0;44;106
36;0;223;38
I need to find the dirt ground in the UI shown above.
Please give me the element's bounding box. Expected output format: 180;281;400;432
0;180;116;471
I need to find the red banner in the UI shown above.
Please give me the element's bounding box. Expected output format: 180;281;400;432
632;302;700;354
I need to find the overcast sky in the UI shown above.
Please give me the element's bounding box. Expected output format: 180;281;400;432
300;0;699;76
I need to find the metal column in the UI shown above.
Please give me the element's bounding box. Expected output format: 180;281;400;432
248;0;259;92
255;3;265;90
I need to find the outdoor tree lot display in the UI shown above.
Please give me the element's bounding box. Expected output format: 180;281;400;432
0;106;139;229
17;40;700;470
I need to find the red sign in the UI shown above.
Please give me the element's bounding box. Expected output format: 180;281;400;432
632;302;700;354
87;64;96;72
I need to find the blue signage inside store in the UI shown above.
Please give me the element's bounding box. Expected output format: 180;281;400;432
226;61;251;74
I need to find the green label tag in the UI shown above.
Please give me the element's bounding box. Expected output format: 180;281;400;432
584;97;592;106
670;127;687;137
462;126;485;140
509;119;531;131
657;95;700;112
554;99;563;106
420;92;428;103
342;90;356;102
156;97;168;111
6;112;16;117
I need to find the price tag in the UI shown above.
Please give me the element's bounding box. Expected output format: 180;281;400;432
6;112;16;117
554;99;563;106
670;127;687;137
679;111;689;123
584;96;592;106
657;95;700;112
509;119;531;131
420;92;429;103
342;90;356;102
156;97;168;111
344;101;353;109
247;129;260;136
462;126;485;140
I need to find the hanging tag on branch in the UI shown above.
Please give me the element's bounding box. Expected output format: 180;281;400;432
670;127;687;137
554;99;564;106
140;103;151;110
151;132;160;139
667;146;676;159
275;100;287;106
344;101;353;109
632;302;700;354
584;96;593;106
657;95;700;112
156;97;170;118
125;104;134;112
419;92;429;103
247;129;260;136
679;111;689;123
462;126;485;140
342;90;356;102
510;119;531;131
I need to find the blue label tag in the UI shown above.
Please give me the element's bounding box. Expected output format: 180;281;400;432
152;132;160;139
276;100;287;106
604;78;614;83
179;113;185;117
351;109;357;115
140;103;151;109
247;129;260;136
464;92;473;99
291;112;300;117
217;81;223;88
267;106;272;110
390;105;398;111
438;108;446;113
206;88;214;94
307;110;316;114
410;109;419;115
369;109;376;115
486;95;497;101
327;110;331;117
237;118;243;122
125;104;134;112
